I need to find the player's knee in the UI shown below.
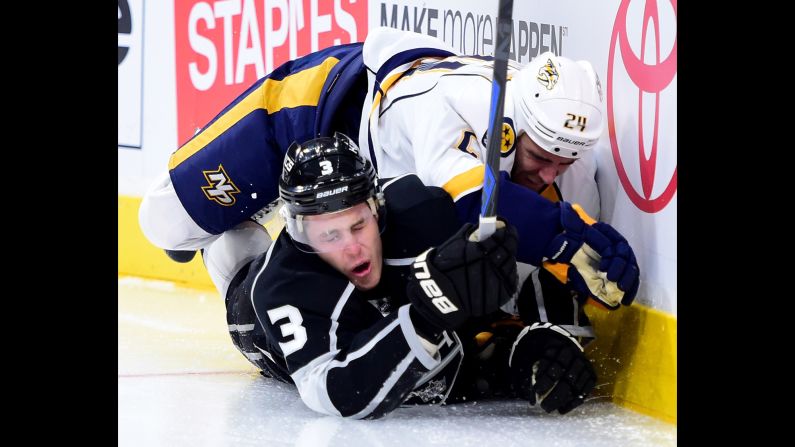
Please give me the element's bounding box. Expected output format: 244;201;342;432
138;172;214;250
139;196;168;248
204;222;272;297
139;196;190;249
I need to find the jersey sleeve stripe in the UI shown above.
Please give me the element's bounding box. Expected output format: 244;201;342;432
380;173;414;190
289;306;448;418
328;319;401;369
168;56;340;170
349;353;416;419
411;331;463;391
290;319;413;419
384;257;415;266
329;282;356;352
291;351;343;417
368;61;417;118
398;304;441;370
249;240;279;352
441;165;485;202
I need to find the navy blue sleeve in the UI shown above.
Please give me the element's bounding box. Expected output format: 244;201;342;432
453;172;562;265
168;44;364;235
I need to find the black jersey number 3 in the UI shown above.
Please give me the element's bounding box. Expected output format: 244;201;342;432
267;305;308;357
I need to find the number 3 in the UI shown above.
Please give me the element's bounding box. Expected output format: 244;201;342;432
267;305;307;357
319;160;333;175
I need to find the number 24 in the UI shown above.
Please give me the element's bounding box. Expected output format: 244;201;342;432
564;113;587;131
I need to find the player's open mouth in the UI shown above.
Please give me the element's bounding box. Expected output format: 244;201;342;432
352;261;371;277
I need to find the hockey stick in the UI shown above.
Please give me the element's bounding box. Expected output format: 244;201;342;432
476;0;514;241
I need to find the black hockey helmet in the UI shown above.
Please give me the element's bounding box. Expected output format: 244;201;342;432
279;132;381;215
279;132;384;251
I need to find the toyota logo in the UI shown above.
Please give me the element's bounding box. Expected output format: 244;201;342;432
118;0;131;65
608;0;677;213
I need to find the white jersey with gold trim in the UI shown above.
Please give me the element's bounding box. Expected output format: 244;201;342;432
359;27;599;218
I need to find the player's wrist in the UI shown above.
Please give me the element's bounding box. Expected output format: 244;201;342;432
409;305;445;343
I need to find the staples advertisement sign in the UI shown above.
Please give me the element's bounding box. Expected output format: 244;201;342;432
174;0;368;146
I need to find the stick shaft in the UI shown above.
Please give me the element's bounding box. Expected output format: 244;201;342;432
477;0;514;241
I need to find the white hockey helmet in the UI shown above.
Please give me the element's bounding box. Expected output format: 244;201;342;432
511;52;604;159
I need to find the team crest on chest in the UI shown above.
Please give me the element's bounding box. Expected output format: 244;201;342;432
201;164;241;206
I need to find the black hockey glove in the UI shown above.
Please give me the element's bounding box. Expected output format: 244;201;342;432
542;202;640;310
509;322;596;415
407;220;518;331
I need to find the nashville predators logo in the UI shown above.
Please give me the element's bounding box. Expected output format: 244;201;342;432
536;58;559;90
501;120;516;155
481;117;517;158
201;165;240;206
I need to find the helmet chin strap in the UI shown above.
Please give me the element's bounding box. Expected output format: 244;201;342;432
280;205;306;235
295;213;305;234
367;193;385;218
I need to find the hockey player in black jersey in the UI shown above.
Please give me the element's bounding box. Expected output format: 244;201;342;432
220;132;518;418
206;132;609;418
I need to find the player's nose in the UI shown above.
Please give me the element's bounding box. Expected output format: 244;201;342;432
539;165;558;185
342;239;363;256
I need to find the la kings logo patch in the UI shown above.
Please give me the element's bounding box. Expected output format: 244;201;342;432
201;165;241;206
403;331;461;406
406;378;448;403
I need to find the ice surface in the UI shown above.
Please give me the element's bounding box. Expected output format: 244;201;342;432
119;277;676;446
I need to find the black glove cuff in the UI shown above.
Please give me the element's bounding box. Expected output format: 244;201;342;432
409;305;445;343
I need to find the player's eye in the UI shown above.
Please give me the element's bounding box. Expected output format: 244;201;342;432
319;231;340;242
530;151;550;163
351;219;366;232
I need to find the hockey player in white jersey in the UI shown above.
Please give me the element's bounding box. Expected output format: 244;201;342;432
357;28;638;401
139;27;638;311
361;27;601;213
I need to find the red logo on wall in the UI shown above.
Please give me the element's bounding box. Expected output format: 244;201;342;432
174;0;368;146
607;0;677;213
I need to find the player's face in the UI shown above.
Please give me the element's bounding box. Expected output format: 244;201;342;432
510;133;576;192
307;203;384;291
